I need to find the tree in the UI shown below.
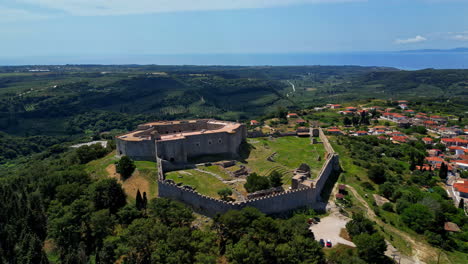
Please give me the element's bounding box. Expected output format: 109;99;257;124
136;189;143;210
142;192;148;211
459;198;465;209
368;165;386;184
244;173;271;193
148;198;194;227
346;213;376;238
87;178;127;214
269;171;283;188
353;233;387;264
401;204;435;233
116;156;136;179
438;163;448;180
217;188;233;201
343;117;352;126
379;182;395;199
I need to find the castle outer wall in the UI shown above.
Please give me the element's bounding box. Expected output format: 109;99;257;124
157;128;340;217
116;119;246;163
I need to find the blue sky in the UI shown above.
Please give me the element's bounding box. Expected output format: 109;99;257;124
1;0;468;57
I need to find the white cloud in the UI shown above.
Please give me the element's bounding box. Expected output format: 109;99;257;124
395;35;427;44
0;6;48;21
18;0;365;16
452;34;468;41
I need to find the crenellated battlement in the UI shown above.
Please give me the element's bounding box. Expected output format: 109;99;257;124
157;127;340;216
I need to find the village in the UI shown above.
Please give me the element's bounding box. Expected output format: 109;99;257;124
248;100;468;212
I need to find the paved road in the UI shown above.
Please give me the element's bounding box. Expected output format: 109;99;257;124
287;80;296;92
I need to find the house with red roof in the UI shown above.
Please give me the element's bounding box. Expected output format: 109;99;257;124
287;113;298;118
430;115;447;123
416;164;432;171
441;138;468;147
391;136;409;143
295;119;307;125
449;146;466;156
250;120;260;126
425;156;444;164
356;131;368;136
330;104;342;109
422;137;434;145
453;179;468;198
423;120;437;127
327;128;342;135
452;160;468;170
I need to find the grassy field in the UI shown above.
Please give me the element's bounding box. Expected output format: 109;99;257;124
165;169;231;198
85;152;159;199
244;136;326;184
163;136;327;198
85;151;120;178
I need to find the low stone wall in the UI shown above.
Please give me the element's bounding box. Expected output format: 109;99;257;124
157;126;340;216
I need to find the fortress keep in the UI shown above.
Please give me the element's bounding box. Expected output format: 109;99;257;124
116;119;246;163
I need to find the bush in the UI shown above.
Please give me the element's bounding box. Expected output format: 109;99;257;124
269;170;283;187
217;188;233;201
368;165;386;184
116;156;136;179
360;182;375;191
244;173;271;193
382;202;394;212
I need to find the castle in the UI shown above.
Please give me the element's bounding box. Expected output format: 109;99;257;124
116;120;340;216
116;119;246;163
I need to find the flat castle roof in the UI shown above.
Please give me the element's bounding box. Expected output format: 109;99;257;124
117;119;242;142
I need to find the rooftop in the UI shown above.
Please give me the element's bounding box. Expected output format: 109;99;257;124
118;119;242;142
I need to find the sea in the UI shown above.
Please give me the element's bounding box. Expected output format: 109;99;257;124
2;52;468;70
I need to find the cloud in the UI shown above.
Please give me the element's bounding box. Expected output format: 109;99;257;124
0;6;48;21
452;34;468;41
18;0;364;16
395;35;427;44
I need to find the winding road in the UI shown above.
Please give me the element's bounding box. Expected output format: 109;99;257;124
287;80;296;92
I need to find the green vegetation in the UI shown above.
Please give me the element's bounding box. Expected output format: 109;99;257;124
217;188;233;201
165;169;231;197
245;136;326;184
2;65;468;262
332;135;468;262
115;155;136;179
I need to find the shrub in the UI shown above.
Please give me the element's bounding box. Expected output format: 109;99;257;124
116;156;136;180
382;202;394;212
244;173;270;193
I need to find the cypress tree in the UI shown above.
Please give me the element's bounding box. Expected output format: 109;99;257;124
438;163;447;180
458;198;464;209
142;192;148;210
136;189;143;210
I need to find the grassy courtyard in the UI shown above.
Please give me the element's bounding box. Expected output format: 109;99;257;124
243;136;326;184
165;168;232;198
164;136;327;199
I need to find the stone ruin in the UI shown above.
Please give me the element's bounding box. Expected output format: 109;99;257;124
291;163;314;189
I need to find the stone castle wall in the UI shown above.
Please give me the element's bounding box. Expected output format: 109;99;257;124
157;127;340;216
156;127;245;163
116;120;246;163
116;139;156;161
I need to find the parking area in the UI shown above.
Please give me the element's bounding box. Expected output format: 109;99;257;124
310;210;355;248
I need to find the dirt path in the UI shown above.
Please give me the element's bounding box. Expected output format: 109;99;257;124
345;184;444;264
106;164;151;199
